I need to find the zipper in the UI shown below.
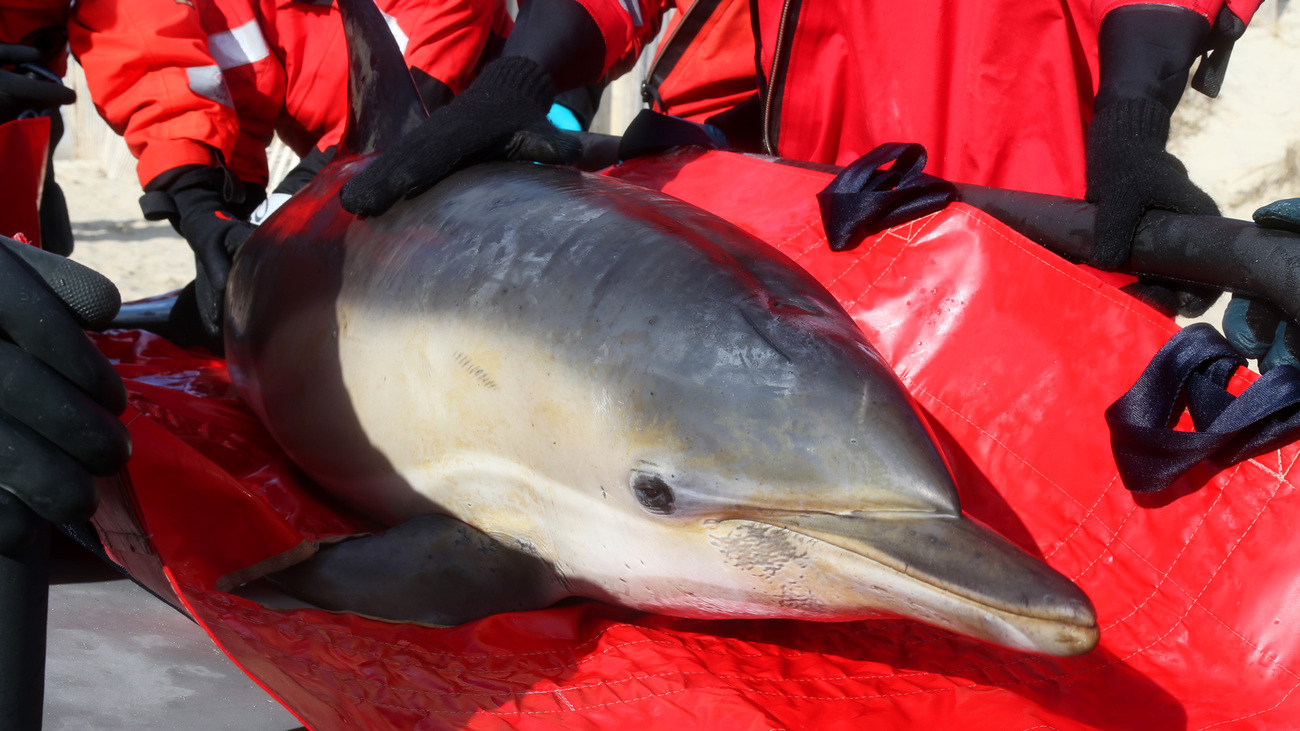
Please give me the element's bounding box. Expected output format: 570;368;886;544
642;0;712;109
761;0;795;155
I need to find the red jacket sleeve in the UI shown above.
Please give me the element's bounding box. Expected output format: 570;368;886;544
68;0;241;187
400;0;511;95
568;0;672;76
0;0;72;75
1094;0;1262;24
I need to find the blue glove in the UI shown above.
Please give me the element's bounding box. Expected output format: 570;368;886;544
1223;199;1300;373
547;103;583;132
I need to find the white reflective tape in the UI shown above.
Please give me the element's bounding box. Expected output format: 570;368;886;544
381;12;409;55
186;65;234;108
208;19;271;70
249;192;292;226
618;0;643;26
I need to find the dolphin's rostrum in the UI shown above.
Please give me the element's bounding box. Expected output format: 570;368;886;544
224;0;1099;657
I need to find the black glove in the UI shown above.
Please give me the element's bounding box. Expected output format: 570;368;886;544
0;43;75;123
0;236;131;553
1223;199;1300;373
1087;5;1225;317
142;165;258;351
340;56;579;217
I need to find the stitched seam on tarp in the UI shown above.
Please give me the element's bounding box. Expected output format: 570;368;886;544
911;383;1087;514
1103;451;1293;601
1069;503;1139;582
1243;446;1300;489
1192;600;1300;683
1100;464;1238;631
195;590;1081;685
1094;467;1288;675
1185;455;1300;687
237;631;993;714
899;320;1154;591
828;218;936;302
1194;674;1300;730
774;218;823;253
1043;475;1118;559
201;590;1019;667
948;207;1174;334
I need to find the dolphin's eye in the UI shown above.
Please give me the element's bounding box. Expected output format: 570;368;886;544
632;474;676;515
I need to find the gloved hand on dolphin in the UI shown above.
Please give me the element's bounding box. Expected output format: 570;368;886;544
339;55;580;217
337;0;599;217
140;163;260;353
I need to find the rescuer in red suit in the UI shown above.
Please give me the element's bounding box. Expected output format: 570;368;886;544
68;0;511;349
340;0;1260;319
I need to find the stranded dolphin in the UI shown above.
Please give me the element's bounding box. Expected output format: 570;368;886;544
224;0;1099;656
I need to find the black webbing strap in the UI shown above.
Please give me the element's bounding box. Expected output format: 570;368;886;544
1190;5;1247;98
816;143;957;251
1106;323;1300;493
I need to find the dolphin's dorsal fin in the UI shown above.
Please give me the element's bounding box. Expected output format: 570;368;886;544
336;0;428;157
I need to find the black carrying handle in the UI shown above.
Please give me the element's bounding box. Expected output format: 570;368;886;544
932;186;1300;493
954;184;1300;325
817;143;957;251
821;145;1300;495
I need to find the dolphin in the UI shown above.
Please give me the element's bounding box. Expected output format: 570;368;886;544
224;0;1099;656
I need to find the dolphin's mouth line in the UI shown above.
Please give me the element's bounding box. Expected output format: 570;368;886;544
719;516;1098;631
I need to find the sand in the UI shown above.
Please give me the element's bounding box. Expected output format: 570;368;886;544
58;159;194;302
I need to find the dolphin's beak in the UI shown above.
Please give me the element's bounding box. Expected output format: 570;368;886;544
711;512;1099;656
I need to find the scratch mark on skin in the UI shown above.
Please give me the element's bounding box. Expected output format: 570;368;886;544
739;306;792;363
454;351;499;389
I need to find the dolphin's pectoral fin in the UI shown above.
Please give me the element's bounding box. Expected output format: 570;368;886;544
266;514;568;625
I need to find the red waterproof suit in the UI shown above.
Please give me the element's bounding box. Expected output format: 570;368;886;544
582;0;1262;198
68;0;509;188
0;0;69;72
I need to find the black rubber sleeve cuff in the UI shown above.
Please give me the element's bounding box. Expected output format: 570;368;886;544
1095;4;1210;113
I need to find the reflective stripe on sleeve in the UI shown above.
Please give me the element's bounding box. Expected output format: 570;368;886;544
186;65;235;107
209;19;271;70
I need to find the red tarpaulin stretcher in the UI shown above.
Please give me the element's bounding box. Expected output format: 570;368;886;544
88;149;1300;730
